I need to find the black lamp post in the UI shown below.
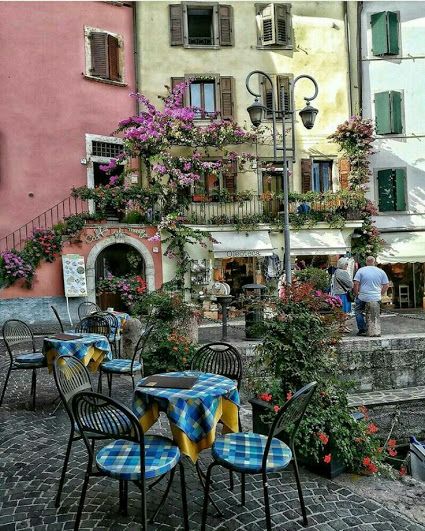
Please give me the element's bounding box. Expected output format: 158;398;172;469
246;71;319;284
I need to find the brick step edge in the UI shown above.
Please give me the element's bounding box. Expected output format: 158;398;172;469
348;385;425;407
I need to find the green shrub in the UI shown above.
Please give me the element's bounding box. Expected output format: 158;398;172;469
295;267;330;291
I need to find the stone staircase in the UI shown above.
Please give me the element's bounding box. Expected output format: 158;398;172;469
340;334;425;440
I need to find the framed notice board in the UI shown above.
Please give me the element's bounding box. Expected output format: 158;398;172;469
62;254;88;297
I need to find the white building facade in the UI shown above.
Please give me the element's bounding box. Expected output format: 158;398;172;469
360;1;425;308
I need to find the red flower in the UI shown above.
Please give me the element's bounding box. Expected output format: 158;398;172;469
273;405;281;413
388;448;397;457
368;462;378;474
323;454;332;464
367;423;378;434
387;438;397;448
259;393;272;402
362;457;371;467
317;432;329;445
286;391;293;401
399;465;407;477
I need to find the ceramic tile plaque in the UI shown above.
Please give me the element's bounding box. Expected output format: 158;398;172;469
62;254;88;297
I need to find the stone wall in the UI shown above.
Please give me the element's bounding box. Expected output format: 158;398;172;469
338;334;425;392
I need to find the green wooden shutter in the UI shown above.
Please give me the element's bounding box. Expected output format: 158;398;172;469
390;91;403;134
218;5;233;46
371;12;388;56
375;91;391;134
377;169;395;211
395;168;406;211
387;11;400;55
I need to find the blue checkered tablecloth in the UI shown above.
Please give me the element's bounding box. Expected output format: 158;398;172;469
133;371;240;444
43;333;112;366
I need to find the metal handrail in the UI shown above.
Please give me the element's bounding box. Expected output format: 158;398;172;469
0;195;88;252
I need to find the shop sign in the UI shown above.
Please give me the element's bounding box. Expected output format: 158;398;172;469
83;226;148;244
226;250;261;257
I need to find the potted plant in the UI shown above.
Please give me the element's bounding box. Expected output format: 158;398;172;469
247;282;397;478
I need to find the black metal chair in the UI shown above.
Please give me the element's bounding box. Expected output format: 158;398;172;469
95;311;120;357
98;325;154;397
53;355;100;507
50;305;65;333
201;382;318;531
77;301;101;321
75;315;110;337
72;391;189;530
1;319;47;409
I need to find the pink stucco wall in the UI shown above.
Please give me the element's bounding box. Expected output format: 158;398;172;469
0;1;136;238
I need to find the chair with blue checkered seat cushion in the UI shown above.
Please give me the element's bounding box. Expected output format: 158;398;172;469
72;391;189;531
1;319;47;410
98;325;154;397
201;382;317;531
75;314;110;336
94;311;120;357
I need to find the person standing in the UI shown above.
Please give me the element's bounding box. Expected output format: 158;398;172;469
331;257;354;314
353;256;389;336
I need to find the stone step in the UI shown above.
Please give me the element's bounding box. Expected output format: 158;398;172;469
348;385;425;407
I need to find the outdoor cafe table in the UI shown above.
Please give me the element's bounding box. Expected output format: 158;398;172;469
42;333;112;373
132;371;240;462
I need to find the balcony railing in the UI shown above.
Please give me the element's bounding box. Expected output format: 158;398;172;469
181;195;362;226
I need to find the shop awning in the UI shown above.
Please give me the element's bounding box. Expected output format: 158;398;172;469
212;231;274;258
290;229;348;256
377;232;425;263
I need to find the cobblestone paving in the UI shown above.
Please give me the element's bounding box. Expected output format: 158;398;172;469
1;354;424;531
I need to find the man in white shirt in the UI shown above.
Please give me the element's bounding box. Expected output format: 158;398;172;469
353;256;389;336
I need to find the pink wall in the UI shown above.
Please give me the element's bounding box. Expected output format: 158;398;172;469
0;225;163;299
0;1;136;238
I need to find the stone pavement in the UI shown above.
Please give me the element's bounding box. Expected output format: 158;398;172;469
1;353;424;531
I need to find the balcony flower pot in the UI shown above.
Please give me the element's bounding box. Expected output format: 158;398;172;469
250;397;346;479
192;194;209;203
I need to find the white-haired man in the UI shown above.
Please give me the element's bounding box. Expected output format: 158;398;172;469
353;256;389;336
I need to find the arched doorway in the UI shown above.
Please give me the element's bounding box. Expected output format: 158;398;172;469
95;243;146;311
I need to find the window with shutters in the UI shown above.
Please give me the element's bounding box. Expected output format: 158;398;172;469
300;159;333;193
261;74;292;119
255;3;292;48
377;168;407;212
374;90;403;135
169;3;233;48
371;11;400;57
193;160;237;198
171;75;234;120
84;26;125;84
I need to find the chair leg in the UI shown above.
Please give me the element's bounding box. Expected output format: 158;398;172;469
97;370;102;393
262;471;272;531
141;480;147;531
293;456;308;526
74;465;91;530
119;480;128;516
201;462;218;531
107;373;112;397
229;469;234;491
150;468;176;523
241;473;246;506
179;461;189;531
0;365;13;407
31;369;37;410
131;375;135;390
55;431;75;507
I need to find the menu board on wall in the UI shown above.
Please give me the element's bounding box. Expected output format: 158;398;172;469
62;254;88;297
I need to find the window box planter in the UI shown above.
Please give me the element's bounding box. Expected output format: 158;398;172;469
192;194;210;203
250;397;346;479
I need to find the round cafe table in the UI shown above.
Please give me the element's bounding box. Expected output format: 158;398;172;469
132;370;240;462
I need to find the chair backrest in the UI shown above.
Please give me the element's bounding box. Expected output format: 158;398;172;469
72;391;144;464
78;301;101;321
53;355;93;421
50;305;65;333
264;382;317;464
2;319;36;356
75;315;110;336
95;311;119;341
132;325;154;369
191;342;243;388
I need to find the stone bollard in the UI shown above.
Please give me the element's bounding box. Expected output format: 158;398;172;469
121;317;144;359
366;301;381;337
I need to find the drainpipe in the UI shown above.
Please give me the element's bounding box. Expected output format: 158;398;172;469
357;1;363;116
132;1;140;116
343;1;353;116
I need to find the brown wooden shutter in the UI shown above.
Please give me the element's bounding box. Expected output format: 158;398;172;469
171;77;186;104
223;159;237;194
90;32;108;78
107;35;120;81
301;159;312;193
338;158;350;190
219;5;233;46
169;4;184;46
219;77;234;120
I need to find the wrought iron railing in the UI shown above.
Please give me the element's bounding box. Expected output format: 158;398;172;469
0;196;88;251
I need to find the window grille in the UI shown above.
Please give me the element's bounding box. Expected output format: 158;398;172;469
91;141;122;158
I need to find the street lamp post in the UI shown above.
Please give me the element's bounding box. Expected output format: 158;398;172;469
246;71;319;284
